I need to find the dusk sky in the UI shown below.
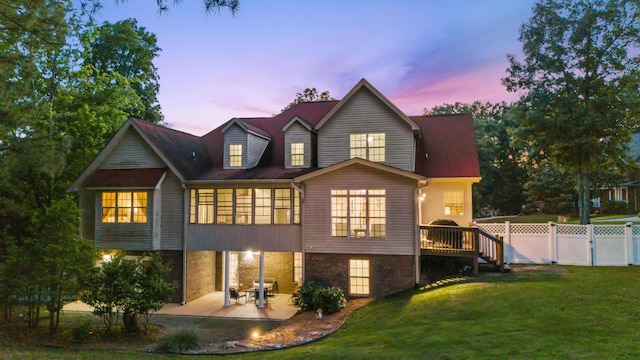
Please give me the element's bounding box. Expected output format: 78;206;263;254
96;1;538;136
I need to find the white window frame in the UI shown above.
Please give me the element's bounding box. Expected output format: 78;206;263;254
350;133;385;162
229;144;243;167
349;259;370;295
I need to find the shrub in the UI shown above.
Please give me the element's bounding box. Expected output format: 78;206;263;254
600;200;632;215
522;203;539;215
156;328;201;353
72;320;93;344
297;281;345;314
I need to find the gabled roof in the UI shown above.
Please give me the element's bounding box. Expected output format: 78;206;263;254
315;78;421;134
294;157;426;183
221;118;271;140
282;116;316;133
411;113;481;178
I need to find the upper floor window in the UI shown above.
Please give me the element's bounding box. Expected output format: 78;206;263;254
331;189;386;238
102;191;147;223
350;133;385;162
291;143;305;167
229;144;243;167
444;190;464;216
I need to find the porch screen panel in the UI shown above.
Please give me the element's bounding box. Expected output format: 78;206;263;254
216;189;233;224
235;188;252;224
117;192;132;223
102;192;116;223
198;189;215;224
274;188;291;224
254;188;271;224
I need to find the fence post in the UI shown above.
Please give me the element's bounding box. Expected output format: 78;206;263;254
498;236;505;272
473;229;479;276
625;222;632;266
588;224;594;266
505;221;511;264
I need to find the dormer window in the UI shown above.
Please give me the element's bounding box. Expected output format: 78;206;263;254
291;143;304;167
350;133;385;162
229;144;243;167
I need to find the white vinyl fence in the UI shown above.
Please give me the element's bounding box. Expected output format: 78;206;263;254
476;222;640;266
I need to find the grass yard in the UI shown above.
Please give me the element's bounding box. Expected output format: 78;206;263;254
2;266;639;359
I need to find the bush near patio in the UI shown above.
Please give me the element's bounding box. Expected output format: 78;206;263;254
296;281;346;315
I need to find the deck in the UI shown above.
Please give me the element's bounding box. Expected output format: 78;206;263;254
420;225;505;275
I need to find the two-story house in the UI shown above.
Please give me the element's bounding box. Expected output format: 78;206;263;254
70;79;481;305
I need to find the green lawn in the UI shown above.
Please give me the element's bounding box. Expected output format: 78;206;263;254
4;267;640;359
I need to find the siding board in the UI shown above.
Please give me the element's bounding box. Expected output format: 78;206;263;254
101;129;164;169
223;125;247;169
159;172;184;250
247;133;269;168
302;164;417;255
318;89;415;171
187;225;301;252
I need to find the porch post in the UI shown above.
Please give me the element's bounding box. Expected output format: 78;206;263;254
223;251;230;307
258;251;265;308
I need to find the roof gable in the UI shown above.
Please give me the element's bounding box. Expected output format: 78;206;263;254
315;78;420;134
294;157;426;183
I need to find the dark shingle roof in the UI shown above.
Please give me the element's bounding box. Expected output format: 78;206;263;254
85;168;167;188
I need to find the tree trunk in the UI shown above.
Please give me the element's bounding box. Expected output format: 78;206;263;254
577;171;591;225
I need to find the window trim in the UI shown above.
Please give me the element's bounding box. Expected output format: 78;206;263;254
101;191;148;224
229;144;243;167
290;142;305;167
349;259;370;296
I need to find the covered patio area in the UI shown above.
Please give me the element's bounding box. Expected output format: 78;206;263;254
63;291;299;320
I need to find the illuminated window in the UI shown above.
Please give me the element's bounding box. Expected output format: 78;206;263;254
444;191;464;216
291;143;304;167
229;144;242;167
217;189;233;224
294;252;302;284
229;252;239;287
235;188;252;224
189;189;196;224
274;189;291;224
197;189;215;224
254;189;272;224
350;133;385;162
101;191;147;223
331;190;385;238
294;190;301;224
349;259;370;295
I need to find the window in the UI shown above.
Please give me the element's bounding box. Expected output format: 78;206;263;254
229;144;242;167
217;189;234;224
198;189;215;224
350;133;385;162
101;191;147;223
274;189;291;224
349;259;370;295
254;189;272;224
444;191;464;216
235;188;252;224
188;187;300;225
291;143;304;167
331;190;385;238
229;252;239;287
293;252;302;284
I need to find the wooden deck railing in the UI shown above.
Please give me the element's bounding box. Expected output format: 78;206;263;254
420;225;504;274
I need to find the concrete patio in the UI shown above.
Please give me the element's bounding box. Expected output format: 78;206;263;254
63;291;299;320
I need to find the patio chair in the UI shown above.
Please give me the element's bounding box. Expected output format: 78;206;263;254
229;288;246;304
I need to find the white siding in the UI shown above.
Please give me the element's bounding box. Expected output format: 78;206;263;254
302;163;418;255
101;129;164;169
284;122;312;168
318;89;415;171
419;179;475;226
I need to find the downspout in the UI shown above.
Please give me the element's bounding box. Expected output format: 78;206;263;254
181;184;188;305
415;181;430;287
292;182;305;284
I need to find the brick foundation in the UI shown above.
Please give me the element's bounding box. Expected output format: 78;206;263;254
305;253;415;298
186;251;216;302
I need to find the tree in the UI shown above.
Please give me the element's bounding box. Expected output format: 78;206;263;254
503;0;640;224
83;19;163;123
425;102;528;216
281;88;334;112
78;0;239;16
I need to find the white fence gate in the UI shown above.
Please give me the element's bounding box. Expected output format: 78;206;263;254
476;222;640;266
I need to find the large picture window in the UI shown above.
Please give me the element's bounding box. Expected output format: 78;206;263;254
444;191;464;216
102;191;147;223
331;189;386;238
349;259;370;295
350;133;385;162
188;188;300;225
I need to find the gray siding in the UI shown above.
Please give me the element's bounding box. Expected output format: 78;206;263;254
284;122;311;168
302;163;417;255
186;225;301;252
95;191;155;251
159;172;185;250
318;89;415;171
79;189;96;241
101;128;165;169
247;133;269;168
223;125;247;169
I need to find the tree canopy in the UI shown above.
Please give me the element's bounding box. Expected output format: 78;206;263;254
503;0;640;224
281;87;335;112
